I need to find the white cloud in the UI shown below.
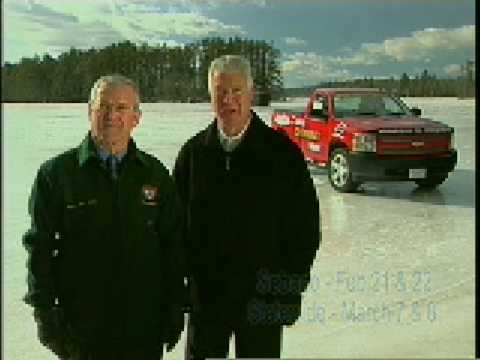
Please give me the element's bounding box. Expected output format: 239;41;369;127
4;0;247;62
282;52;352;86
124;13;246;38
284;37;307;47
281;51;403;87
443;63;462;77
45;21;125;48
7;1;79;26
112;0;266;14
341;43;387;66
341;25;475;66
281;25;476;86
120;0;267;7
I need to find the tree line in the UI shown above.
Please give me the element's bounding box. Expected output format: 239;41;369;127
1;37;283;105
285;61;476;98
2;40;474;103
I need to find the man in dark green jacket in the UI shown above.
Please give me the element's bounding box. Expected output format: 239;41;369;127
23;74;185;360
174;55;321;358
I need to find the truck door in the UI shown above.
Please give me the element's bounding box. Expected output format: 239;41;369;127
303;95;330;165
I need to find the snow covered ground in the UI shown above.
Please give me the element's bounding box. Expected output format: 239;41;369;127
2;97;475;359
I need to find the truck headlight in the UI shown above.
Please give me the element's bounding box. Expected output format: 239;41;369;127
449;132;455;150
352;133;377;152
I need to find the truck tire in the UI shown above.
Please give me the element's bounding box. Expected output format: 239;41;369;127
328;148;360;192
414;174;448;189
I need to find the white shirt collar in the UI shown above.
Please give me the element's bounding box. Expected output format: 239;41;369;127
217;116;251;152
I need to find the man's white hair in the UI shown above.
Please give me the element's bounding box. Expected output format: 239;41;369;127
89;74;140;110
208;55;254;94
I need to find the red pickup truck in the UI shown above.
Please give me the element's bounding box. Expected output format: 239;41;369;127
271;88;457;192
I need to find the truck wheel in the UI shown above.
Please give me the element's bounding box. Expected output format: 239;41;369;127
328;148;359;192
414;174;448;189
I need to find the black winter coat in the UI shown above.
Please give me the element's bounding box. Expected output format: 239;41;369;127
23;134;185;349
173;112;321;326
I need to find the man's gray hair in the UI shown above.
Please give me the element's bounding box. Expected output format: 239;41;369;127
89;74;140;108
208;55;254;94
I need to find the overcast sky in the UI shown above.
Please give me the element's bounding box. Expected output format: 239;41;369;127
2;0;475;87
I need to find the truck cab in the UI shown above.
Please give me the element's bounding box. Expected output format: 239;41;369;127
272;88;457;192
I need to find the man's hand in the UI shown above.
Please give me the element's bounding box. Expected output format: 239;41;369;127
165;304;185;352
34;307;70;358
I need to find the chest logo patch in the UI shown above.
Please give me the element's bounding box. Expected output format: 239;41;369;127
142;185;159;205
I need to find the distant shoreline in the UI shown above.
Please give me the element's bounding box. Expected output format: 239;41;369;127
1;95;475;105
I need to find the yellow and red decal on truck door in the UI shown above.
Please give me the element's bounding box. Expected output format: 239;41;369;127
295;128;320;141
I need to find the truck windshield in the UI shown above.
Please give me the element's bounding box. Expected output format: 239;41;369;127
334;94;410;118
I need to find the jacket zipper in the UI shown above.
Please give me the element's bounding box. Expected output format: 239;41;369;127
111;173;125;340
226;154;231;171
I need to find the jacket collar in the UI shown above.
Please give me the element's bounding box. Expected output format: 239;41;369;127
203;110;266;152
77;132;149;167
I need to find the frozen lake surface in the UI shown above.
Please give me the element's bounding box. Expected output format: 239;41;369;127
2;98;475;359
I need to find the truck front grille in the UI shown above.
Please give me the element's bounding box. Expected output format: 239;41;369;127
377;133;450;155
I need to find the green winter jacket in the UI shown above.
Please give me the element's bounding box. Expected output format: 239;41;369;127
23;133;185;348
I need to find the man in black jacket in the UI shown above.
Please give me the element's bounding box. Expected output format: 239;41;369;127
174;55;321;358
23;74;185;359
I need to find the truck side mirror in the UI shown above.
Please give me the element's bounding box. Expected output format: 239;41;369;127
411;107;421;116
